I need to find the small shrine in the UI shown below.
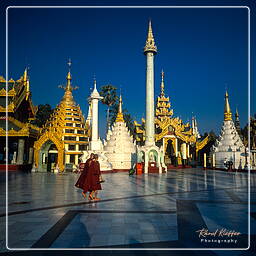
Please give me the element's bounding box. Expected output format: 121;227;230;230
104;95;136;170
211;91;247;169
34;62;89;172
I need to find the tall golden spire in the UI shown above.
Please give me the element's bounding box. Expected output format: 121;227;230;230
224;90;232;121
160;70;165;97
144;20;157;54
116;94;124;123
60;59;78;105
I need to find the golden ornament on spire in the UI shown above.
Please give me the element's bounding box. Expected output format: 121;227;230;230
116;94;124;123
23;68;28;82
144;20;157;54
66;71;72;91
59;60;78;105
160;69;165;97
224;90;232;121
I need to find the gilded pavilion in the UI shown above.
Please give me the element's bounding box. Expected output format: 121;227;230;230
34;65;90;172
0;70;39;170
134;70;208;166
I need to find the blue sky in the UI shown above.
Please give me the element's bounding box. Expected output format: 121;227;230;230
4;6;252;138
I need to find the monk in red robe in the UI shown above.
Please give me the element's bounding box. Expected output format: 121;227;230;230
91;154;102;201
75;153;94;199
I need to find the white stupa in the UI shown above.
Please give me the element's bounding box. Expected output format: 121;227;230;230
211;91;247;169
104;95;136;170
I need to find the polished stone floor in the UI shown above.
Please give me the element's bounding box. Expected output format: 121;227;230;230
0;168;255;256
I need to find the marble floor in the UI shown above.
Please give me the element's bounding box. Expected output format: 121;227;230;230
0;168;255;256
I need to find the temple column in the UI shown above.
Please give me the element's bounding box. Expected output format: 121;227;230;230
181;143;187;159
175;138;178;157
89;80;103;151
145;51;155;146
212;153;215;169
91;98;99;143
65;154;70;164
17;138;25;164
144;21;157;147
75;154;79;165
204;153;207;169
181;143;187;166
28;147;34;164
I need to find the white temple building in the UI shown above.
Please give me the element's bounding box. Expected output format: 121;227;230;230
104;95;136;170
211;91;247;170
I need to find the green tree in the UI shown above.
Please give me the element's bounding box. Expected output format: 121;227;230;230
208;130;217;141
32;104;53;127
99;84;118;132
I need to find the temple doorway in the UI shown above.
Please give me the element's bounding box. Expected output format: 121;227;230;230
165;140;175;165
38;141;58;172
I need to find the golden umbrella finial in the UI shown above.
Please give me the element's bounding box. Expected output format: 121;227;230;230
144;20;157;54
224;90;232;121
116;90;124;123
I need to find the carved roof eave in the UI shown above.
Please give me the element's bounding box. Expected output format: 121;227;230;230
0;103;15;112
196;135;210;152
0;116;40;134
0;126;38;138
0;87;16;97
154;117;196;143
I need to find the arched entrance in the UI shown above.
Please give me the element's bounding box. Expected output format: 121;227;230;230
38;141;59;172
165;140;175;164
34;131;64;172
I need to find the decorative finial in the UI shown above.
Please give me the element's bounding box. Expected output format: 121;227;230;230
224;90;232;121
23;68;28;82
144;20;157;54
160;69;165;96
235;107;239;120
118;93;123;114
116;91;124;123
65;58;72;90
93;75;97;90
67;58;72;70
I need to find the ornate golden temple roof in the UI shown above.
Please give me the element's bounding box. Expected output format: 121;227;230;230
0;69;37;119
144;20;157;54
155;70;173;121
40;62;89;143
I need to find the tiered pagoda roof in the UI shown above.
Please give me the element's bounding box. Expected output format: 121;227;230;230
38;68;89;145
0;70;39;138
155;70;173;121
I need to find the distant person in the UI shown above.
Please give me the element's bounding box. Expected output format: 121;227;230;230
75;153;94;198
